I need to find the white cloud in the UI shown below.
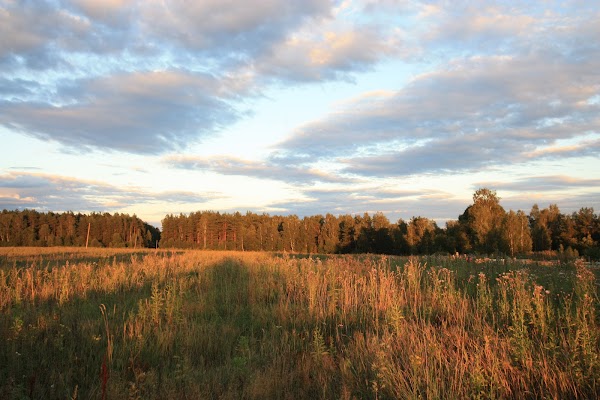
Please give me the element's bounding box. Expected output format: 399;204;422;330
163;154;355;184
275;21;600;176
0;171;218;213
0;70;239;154
476;175;600;193
138;0;333;63
253;21;402;82
0;0;404;155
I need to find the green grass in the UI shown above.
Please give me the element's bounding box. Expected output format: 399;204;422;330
0;249;599;399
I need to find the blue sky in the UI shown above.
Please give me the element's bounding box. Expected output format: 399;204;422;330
1;0;599;227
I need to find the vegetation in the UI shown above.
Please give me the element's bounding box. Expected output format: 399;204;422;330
0;210;160;248
161;189;600;259
1;189;599;260
1;248;599;399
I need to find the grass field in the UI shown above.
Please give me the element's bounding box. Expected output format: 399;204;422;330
1;248;599;399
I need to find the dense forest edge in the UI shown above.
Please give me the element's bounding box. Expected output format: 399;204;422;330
1;189;599;259
0;211;160;249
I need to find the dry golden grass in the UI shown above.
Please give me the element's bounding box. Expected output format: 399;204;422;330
0;248;598;399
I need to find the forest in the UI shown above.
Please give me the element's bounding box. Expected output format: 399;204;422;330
161;189;599;258
1;189;599;259
0;210;160;248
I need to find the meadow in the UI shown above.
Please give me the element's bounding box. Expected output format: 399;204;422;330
1;248;599;399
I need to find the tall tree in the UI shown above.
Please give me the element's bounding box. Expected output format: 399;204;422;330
406;216;437;254
530;204;561;251
460;188;506;253
503;210;532;256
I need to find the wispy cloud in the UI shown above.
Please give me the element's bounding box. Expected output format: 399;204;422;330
524;137;600;160
252;20;403;82
164;154;355;184
265;185;464;223
0;171;219;212
475;175;600;193
276;25;600;177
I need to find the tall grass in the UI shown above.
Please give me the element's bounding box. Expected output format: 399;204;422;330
0;249;598;398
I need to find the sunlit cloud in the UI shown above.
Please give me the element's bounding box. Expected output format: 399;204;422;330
253;21;402;82
276;40;600;177
0;171;219;213
163;154;355;184
475;175;600;193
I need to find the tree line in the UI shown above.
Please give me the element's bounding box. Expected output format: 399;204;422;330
1;189;598;258
161;189;600;259
0;210;160;248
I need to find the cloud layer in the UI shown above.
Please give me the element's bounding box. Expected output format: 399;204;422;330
0;0;399;154
1;1;599;223
0;171;218;214
277;46;600;177
1;70;239;154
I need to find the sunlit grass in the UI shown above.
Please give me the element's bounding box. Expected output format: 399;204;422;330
1;249;598;398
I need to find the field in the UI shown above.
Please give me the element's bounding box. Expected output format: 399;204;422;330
1;248;599;399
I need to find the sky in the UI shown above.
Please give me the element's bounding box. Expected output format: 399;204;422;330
1;0;599;228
